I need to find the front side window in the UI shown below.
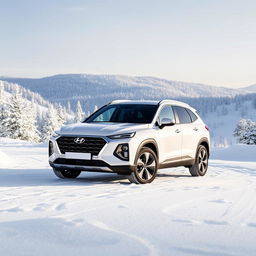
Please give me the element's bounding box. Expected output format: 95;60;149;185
85;104;158;124
158;105;175;122
173;106;192;124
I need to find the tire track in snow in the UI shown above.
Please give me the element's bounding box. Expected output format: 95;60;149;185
161;162;256;226
90;220;159;256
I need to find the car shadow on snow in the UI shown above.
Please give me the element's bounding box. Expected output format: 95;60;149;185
0;168;130;187
0;168;193;187
157;173;192;178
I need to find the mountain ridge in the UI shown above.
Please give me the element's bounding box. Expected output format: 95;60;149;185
241;84;256;92
1;74;252;112
1;73;251;91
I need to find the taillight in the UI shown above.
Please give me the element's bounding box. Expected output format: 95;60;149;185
205;125;209;131
49;141;54;156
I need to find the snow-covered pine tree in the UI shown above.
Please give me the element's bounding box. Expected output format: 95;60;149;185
0;81;5;134
56;104;66;127
67;101;71;114
75;100;84;122
0;81;4;104
41;105;60;141
1;90;40;141
234;119;249;143
234;119;256;145
24;102;40;142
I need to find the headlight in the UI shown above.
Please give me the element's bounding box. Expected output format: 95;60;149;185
51;131;59;138
107;132;136;139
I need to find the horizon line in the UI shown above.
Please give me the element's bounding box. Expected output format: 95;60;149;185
0;72;253;90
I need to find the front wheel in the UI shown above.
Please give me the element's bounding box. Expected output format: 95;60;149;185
189;145;209;176
53;168;81;179
128;147;158;184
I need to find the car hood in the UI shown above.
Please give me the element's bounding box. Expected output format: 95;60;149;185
58;122;149;136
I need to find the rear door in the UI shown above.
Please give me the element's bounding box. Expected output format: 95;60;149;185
172;106;199;160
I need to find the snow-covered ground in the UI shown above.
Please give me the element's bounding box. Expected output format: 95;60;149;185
0;138;256;256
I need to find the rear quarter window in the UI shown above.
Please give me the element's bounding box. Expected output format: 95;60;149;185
186;108;198;122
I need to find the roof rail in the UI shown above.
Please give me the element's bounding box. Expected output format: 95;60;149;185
108;100;132;104
158;99;191;108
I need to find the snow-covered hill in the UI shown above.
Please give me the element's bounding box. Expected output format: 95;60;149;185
1;76;256;146
2;74;249;111
241;84;256;93
0;80;51;109
0;138;256;256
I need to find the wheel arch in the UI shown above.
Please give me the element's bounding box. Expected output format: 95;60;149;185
197;137;210;157
133;139;159;165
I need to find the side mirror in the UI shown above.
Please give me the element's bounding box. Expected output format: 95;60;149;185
158;118;175;129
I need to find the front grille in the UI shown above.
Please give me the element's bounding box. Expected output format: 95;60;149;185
54;158;108;167
56;136;106;155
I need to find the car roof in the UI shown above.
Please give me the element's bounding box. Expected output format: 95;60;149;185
109;99;194;110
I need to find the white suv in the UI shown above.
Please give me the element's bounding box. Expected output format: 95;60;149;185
49;100;210;184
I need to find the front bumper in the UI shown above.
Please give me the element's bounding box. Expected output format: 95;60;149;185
48;134;138;174
49;160;134;175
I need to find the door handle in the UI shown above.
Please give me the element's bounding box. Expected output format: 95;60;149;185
175;129;181;133
193;127;198;131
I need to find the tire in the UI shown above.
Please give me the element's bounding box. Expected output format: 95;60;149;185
128;147;158;184
53;168;81;179
189;145;209;176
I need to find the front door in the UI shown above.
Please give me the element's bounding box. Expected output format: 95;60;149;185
156;105;182;163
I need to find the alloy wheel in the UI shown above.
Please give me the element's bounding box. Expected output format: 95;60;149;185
136;152;157;181
198;147;208;174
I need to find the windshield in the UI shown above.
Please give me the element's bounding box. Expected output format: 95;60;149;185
85;104;158;124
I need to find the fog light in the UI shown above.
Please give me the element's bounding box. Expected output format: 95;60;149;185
114;143;129;161
122;145;129;151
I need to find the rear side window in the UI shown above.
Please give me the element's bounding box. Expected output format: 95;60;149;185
173;106;192;124
186;108;198;122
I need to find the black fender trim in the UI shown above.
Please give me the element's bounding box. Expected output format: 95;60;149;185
133;138;159;166
196;137;210;157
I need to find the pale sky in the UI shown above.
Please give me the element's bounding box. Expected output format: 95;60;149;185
0;0;256;88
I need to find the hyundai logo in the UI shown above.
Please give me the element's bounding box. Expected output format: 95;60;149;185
74;137;85;144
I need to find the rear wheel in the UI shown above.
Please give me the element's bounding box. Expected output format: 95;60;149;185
189;145;208;176
53;168;81;179
128;147;158;184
